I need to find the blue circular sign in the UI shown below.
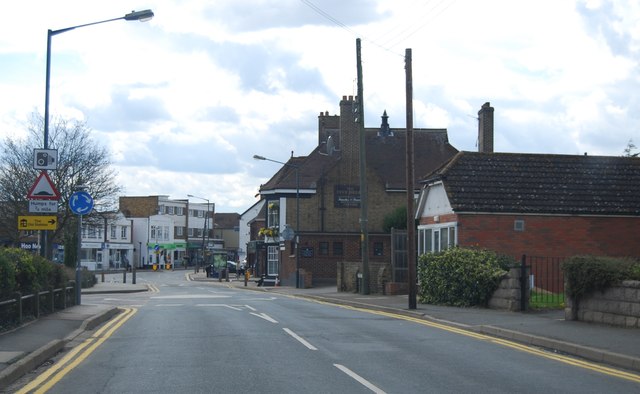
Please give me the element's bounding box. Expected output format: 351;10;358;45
69;191;94;215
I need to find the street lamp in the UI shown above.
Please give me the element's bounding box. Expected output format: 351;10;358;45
253;154;300;288
187;194;210;274
44;9;154;149
41;9;154;258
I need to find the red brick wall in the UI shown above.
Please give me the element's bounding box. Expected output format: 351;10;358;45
457;214;640;258
278;233;391;284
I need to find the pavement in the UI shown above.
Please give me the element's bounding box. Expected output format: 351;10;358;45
2;272;640;390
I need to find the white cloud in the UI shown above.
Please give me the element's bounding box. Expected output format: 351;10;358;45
1;0;639;212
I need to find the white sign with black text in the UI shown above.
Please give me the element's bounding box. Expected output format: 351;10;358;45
28;200;58;213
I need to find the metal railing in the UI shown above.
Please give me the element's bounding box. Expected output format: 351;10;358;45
0;282;77;329
521;255;566;310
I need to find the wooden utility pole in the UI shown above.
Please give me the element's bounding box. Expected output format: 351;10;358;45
405;48;417;309
357;38;370;295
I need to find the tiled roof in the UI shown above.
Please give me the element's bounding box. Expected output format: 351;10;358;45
259;147;340;191
260;128;457;192
370;128;458;190
423;151;640;215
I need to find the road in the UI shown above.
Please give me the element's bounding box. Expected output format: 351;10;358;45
14;271;640;393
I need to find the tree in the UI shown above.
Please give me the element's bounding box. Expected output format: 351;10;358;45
382;206;408;233
0;113;123;258
623;139;639;157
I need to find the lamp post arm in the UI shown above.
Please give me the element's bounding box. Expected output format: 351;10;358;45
43;9;154;149
49;17;121;37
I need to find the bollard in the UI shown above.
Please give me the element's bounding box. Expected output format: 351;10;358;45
123;269;127;284
101;271;105;282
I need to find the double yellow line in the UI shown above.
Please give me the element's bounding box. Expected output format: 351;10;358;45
307;297;640;384
17;307;137;394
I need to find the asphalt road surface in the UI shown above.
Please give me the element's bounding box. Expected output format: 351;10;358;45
14;271;640;393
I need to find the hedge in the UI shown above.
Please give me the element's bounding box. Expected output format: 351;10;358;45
0;247;70;300
561;255;640;302
418;248;512;307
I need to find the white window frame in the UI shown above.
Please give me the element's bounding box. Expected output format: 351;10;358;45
418;222;457;255
267;245;279;276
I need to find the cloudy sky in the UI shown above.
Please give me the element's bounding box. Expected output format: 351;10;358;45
0;0;638;213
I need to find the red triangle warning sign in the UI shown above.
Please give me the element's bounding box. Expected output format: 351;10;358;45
27;171;60;200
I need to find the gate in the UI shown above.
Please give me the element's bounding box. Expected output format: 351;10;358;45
391;228;407;282
522;255;566;309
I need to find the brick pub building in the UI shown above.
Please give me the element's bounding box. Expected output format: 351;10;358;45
252;95;458;286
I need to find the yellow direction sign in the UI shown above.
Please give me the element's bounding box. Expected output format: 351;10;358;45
18;215;58;230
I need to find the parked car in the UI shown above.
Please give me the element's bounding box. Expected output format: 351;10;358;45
225;261;246;276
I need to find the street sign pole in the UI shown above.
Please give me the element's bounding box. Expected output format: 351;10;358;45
69;187;94;306
76;214;82;305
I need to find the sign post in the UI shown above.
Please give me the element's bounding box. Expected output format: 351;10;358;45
69;188;94;305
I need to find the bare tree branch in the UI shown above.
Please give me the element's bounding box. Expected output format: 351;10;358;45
0;112;123;256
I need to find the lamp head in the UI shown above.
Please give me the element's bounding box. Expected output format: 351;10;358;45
124;9;154;22
253;155;266;160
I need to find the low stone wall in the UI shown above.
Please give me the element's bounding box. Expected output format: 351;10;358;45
564;280;640;328
337;261;391;294
488;267;525;312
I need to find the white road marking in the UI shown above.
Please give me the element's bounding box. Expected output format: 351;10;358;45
244;305;257;311
283;328;317;351
250;312;278;323
196;304;242;311
155;304;184;307
334;364;386;394
151;294;231;299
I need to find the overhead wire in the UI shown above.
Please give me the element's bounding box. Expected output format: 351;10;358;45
299;0;456;57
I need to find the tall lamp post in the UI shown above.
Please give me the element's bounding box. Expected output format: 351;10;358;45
41;9;154;258
253;154;300;288
188;194;210;273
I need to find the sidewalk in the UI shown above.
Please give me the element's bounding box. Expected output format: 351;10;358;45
0;282;147;389
2;275;640;389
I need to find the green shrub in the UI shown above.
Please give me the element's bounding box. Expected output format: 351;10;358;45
628;263;640;281
80;269;97;288
0;248;71;299
562;255;638;302
5;248;39;294
382;206;407;232
0;253;16;299
418;248;510;307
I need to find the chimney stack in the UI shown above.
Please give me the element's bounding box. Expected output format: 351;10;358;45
478;102;494;153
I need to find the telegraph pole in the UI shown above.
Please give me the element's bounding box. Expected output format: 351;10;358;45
406;48;417;309
356;38;370;295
